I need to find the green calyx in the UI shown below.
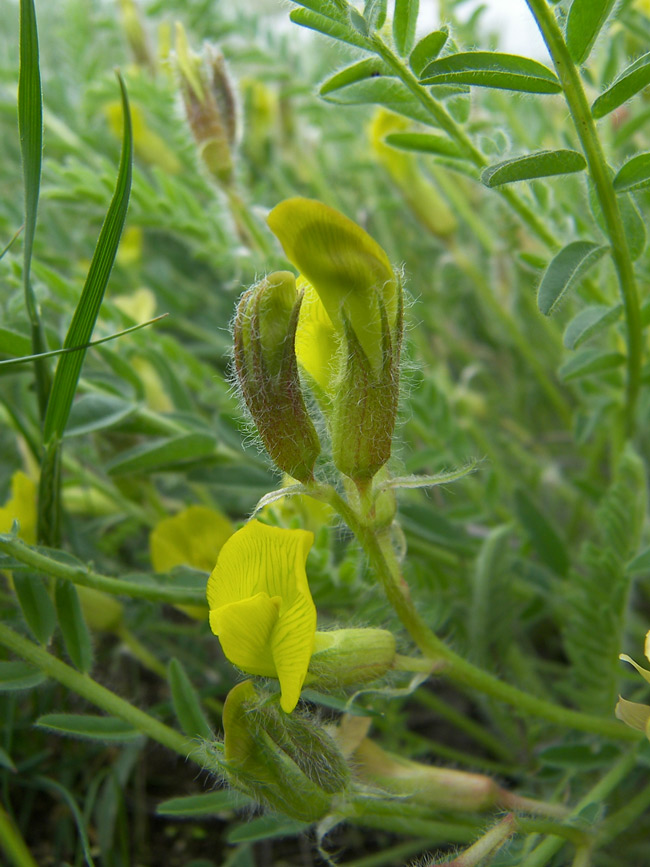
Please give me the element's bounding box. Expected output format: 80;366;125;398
308;628;397;689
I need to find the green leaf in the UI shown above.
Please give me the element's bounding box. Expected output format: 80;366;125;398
364;0;387;30
64;394;138;438
393;0;419;56
627;546;650;574
321;77;433;125
613;153;650;193
592;51;650;119
559;348;625;382
167;658;213;740
539;742;620;769
420;52;562;94
0;661;46;691
0;746;15;770
537;241;609;316
227;816;309;844
289;8;371;50
290;0;348;21
0;328;32;359
588;179;646;261
157;791;250;816
384;132;464;159
514;488;570;577
13;572;56;645
55;581;93;673
42;74;132;444
482;150;586;187
563;304;622;350
36;713;141;742
409;29;448;77
106;432;218;475
320;58;390;96
19;0;50;415
566;0;617;65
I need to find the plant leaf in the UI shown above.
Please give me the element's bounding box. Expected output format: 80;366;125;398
36;713;141;742
0;660;46;691
563;304;622;350
592;51;650;119
105;432;218;475
482;150;586;187
227;816;309;844
42;73;132;444
55;581;93;673
364;0;387;30
566;0;617;65
157;791;250;816
393;0;419;56
409;29;448;77
289;8;371;50
320;58;390;96
321;77;434;125
167;658;213;740
514;488;569;577
13;572;56;645
537;241;609;316
384;132;464;159
559;349;625;382
64;394;137;438
613;153;650;193
420;52;562;94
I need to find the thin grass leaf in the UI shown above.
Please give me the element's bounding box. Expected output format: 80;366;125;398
42;74;133;444
0;225;23;261
167;658;213;740
32;775;96;867
19;0;50;417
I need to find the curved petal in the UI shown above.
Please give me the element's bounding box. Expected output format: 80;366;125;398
207;520;314;610
212;592;280;678
271;592;317;713
295;281;339;393
267;197;396;370
151;505;233;573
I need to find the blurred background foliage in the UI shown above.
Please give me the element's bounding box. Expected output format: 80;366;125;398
2;0;650;864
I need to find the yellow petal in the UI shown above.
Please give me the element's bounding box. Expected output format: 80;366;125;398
207;520;313;611
619;653;650;685
271;593;317;713
151;505;233;574
0;472;37;545
267;197;396;370
615;696;650;734
211;592;281;678
295;280;339;393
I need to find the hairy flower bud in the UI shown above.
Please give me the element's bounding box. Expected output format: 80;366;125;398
308;628;396;689
233;272;321;483
175;23;236;186
220;681;349;821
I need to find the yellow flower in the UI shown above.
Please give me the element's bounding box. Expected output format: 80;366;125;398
0;472;37;545
268;197;398;377
206;520;316;713
150;505;233;618
617;631;650;738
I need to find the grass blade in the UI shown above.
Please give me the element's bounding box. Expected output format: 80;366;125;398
19;0;50;418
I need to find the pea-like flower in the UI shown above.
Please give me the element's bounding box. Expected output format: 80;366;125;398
206;520;316;713
617;630;650;738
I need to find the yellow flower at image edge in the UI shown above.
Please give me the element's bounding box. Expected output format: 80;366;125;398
617;630;650;738
207;520;315;713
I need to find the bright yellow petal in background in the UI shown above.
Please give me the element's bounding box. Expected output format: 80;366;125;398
295;280;339;393
0;472;37;545
207;520;316;713
267;197;396;371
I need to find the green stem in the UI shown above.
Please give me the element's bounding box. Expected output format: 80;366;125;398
116;625;167;679
315;484;640;741
0;805;38;867
595;776;650;848
0;534;206;607
524;0;643;435
370;34;559;251
0;622;199;762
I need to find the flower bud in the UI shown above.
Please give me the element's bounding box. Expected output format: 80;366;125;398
267;197;404;485
117;0;155;74
175;23;236;186
233;272;321;483
307;628;396;689
220;681;349;821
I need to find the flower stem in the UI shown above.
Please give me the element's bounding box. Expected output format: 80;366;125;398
524;0;643;435
0;533;206;607
0;622;201;762
316;484;640;741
